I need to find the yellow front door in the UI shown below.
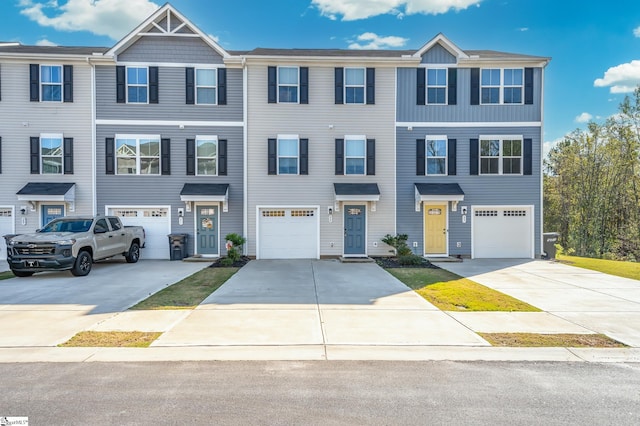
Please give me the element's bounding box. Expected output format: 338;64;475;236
424;204;447;255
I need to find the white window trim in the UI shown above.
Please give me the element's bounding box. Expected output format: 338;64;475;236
40;133;64;175
344;134;367;176
277;66;299;104
478;135;523;176
344;67;366;105
425;135;447;176
40;64;63;103
480;68;524;105
126;66;149;104
115;133;161;176
277;134;300;175
195;68;217;106
195;135;218;176
426;68;447;105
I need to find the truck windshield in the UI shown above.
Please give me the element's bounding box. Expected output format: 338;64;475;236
40;219;93;233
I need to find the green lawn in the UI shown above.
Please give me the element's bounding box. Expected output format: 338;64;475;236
558;255;640;281
0;271;15;281
130;267;238;310
387;267;540;312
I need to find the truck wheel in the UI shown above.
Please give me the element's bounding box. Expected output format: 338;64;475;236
71;251;92;276
125;242;140;263
12;270;34;277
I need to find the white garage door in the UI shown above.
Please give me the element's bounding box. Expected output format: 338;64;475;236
0;208;14;267
109;207;170;260
258;208;318;259
473;207;533;258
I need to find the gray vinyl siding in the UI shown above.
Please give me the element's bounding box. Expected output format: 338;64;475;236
246;64;397;257
95;66;243;121
396;126;542;257
0;60;94;234
397;67;543;122
117;36;224;64
421;44;457;64
96;125;243;255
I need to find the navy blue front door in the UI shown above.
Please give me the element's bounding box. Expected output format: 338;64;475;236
344;204;366;255
42;204;64;227
197;205;218;255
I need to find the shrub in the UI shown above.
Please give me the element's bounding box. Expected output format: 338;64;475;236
398;254;425;266
382;234;412;257
224;233;246;263
555;243;575;257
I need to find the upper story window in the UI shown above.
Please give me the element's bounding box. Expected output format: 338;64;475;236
345;136;366;175
427;69;447;105
345;68;365;104
196;69;217;105
480;136;522;175
115;134;160;175
196;136;218;175
127;67;148;103
481;68;523;104
278;136;299;175
40;65;62;102
40;134;63;174
278;67;299;103
426;136;447;175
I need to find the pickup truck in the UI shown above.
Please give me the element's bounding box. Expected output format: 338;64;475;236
5;216;145;277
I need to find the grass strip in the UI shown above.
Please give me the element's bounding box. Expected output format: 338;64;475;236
0;271;15;281
387;267;540;312
130;267;238;310
480;332;627;348
59;331;162;348
558;254;640;281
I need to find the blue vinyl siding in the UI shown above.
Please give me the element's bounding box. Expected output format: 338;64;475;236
421;44;457;64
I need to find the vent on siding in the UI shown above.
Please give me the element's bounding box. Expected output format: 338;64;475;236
262;210;285;217
475;210;498;217
112;210;139;217
291;210;315;217
504;210;527;217
0;209;12;217
144;209;168;217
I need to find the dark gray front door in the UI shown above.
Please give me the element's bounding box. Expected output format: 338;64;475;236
344;204;366;255
197;205;218;255
42;204;64;227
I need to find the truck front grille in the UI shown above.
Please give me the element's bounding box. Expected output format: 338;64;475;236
15;246;56;255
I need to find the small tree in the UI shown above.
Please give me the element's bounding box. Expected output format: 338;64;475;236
381;234;412;257
222;233;246;265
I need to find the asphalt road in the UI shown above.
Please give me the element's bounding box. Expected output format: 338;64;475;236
1;361;639;425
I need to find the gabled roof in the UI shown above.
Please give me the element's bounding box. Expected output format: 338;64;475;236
414;33;468;60
245;48;414;58
106;3;229;59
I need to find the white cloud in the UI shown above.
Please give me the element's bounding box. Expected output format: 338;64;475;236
634;26;640;37
518;27;529;32
575;112;593;123
18;0;160;40
36;38;57;46
348;32;408;49
594;60;640;94
312;0;482;20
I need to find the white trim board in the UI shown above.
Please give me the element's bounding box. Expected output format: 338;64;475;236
96;119;244;127
397;122;542;128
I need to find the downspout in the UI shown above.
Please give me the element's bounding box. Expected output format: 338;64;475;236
88;56;97;216
242;56;248;256
540;65;546;257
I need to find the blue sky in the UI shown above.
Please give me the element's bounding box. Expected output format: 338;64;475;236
3;0;640;155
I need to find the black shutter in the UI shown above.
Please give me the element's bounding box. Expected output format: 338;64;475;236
30;137;40;174
116;66;125;103
366;139;375;175
0;137;2;174
149;67;159;104
63;137;74;174
470;68;480;105
161;138;170;175
447;139;457;176
448;68;457;105
300;67;308;104
267;66;277;103
186;139;195;175
416;139;425;176
524;68;534;105
523;138;533;175
105;138;115;175
366;68;375;104
334;67;344;104
185;67;195;104
30;64;39;102
268;138;277;175
0;64;2;101
63;65;73;102
335;139;344;175
470;138;479;175
300;138;308;175
416;68;425;105
218;68;227;105
218;139;227;175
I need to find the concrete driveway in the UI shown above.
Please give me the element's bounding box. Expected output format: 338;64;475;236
0;260;207;347
441;259;640;347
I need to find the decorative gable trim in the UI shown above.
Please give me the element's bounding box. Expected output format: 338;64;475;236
414;33;468;61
